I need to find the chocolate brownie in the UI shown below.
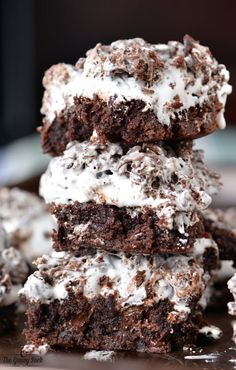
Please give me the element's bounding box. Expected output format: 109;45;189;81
0;225;29;329
20;251;218;353
39;36;231;156
0;188;54;265
202;208;236;263
52;205;219;271
51;202;209;257
40;140;220;254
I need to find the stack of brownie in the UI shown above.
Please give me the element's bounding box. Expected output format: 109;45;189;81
20;35;232;353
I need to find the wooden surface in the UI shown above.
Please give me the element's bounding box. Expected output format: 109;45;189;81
0;311;236;369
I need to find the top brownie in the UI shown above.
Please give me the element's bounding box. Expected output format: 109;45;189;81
39;35;231;156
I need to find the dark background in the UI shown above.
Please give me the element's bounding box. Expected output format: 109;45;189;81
1;0;236;145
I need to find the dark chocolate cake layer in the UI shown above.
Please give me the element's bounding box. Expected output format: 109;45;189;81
40;96;221;156
23;294;203;353
52;202;209;257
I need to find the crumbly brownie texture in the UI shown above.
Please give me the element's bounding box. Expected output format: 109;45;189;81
55;205;218;271
51;202;217;263
21;251;213;353
40;35;231;155
203;208;236;263
0;188;54;264
40;141;220;237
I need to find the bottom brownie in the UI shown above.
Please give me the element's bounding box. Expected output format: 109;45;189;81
20;250;218;353
23;295;203;353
